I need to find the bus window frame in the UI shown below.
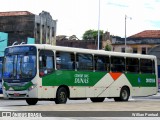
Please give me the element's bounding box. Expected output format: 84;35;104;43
126;57;140;74
140;58;155;74
94;55;110;72
76;53;94;71
56;51;75;70
39;49;55;77
110;56;125;72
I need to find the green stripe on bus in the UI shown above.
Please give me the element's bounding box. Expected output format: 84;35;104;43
42;70;107;86
42;71;157;87
3;82;33;91
125;73;156;87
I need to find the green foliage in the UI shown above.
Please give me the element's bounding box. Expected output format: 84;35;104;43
82;29;103;40
105;44;111;51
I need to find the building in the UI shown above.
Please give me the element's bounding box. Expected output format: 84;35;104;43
56;31;111;50
0;11;57;46
112;30;160;54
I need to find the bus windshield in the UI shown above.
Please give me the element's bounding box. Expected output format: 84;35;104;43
3;46;37;80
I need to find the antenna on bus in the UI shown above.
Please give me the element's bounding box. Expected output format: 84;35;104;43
12;41;18;46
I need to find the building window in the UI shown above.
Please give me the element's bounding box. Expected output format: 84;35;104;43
133;48;137;53
142;47;146;54
52;27;55;37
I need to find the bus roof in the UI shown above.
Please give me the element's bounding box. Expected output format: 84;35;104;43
8;44;156;60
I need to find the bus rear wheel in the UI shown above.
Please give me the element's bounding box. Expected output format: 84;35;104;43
90;97;105;102
55;87;68;104
26;98;38;105
114;87;130;102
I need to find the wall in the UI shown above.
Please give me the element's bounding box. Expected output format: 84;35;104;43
0;32;8;56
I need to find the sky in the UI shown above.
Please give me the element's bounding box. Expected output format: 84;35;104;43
1;0;160;39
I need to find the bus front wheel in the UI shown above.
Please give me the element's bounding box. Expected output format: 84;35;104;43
55;87;68;104
114;87;130;102
26;98;38;105
90;97;105;102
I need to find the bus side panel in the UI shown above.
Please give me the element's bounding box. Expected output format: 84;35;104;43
108;74;132;97
91;73;113;97
37;77;57;99
38;86;56;98
29;76;39;98
132;87;157;96
69;86;86;98
86;86;95;97
126;73;157;96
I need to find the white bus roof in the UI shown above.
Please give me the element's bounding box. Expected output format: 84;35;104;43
8;44;156;60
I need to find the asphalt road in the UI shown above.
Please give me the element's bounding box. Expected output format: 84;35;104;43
1;94;160;119
0;93;160;111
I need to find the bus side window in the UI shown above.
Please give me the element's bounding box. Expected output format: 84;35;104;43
76;53;93;71
111;56;125;72
126;58;139;73
39;50;54;77
56;51;75;70
94;55;110;72
152;60;155;74
140;59;153;74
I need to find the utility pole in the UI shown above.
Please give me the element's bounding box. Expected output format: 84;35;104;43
97;0;100;50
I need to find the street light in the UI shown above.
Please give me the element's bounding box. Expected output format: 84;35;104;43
125;15;132;53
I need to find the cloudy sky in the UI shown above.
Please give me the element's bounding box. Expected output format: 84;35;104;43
1;0;160;39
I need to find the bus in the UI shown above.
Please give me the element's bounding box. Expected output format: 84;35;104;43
2;44;158;105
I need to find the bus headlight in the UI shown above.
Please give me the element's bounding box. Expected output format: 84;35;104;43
28;84;37;91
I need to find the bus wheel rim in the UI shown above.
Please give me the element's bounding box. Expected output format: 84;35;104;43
122;90;128;100
60;92;66;102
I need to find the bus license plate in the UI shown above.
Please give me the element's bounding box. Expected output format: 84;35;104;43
14;93;20;97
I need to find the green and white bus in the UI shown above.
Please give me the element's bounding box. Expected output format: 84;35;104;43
2;44;158;105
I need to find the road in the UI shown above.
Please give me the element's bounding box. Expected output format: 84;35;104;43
1;94;160;119
0;93;160;111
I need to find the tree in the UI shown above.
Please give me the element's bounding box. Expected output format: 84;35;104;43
105;44;112;51
82;29;103;41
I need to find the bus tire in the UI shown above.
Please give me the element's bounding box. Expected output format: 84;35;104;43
55;87;68;104
90;97;105;102
26;98;38;105
114;87;130;102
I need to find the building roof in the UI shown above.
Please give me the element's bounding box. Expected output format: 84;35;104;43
0;11;34;16
129;30;160;38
